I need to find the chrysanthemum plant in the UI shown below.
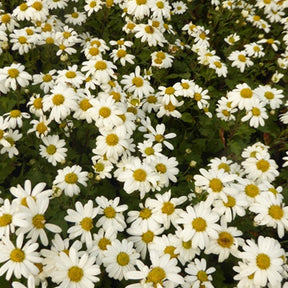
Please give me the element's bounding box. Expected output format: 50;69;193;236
0;0;288;287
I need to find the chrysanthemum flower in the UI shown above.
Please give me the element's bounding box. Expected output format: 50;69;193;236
53;165;88;197
0;233;41;280
102;239;140;280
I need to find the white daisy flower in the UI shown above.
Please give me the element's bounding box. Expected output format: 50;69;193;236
121;66;154;99
242;153;279;183
125;251;184;287
42;83;78;123
53;165;89;197
249;193;288;238
254;85;284;109
228;50;254;72
125;0;152;20
127;199;161;231
205;220;244;262
65;200;99;249
236;236;285;287
4;109;30;129
1;129;22;158
39;134;67;166
10;180;51;206
0;63;32;92
90;228;116;266
28;116;51;138
0;233;41;280
146;189;186;229
102;239;140;280
16;196;62;246
241;98;268;128
95;196;128;235
184;258;215;288
177;201;221;249
51;248;100;288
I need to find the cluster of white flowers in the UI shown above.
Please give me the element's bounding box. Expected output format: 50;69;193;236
0;0;288;287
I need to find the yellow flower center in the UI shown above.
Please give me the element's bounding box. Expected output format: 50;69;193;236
164;246;178;258
165;87;175;95
218;163;230;172
33;97;43;109
133;169;147;182
192;217;207;232
209;178;223;192
268;205;283;220
106;133;119;146
110;91;121;102
6;137;15;146
65;71;76;79
104;206;116;218
32;214;45;229
155;134;164;143
95;60;107;70
256;159;270;172
164;102;176;112
139;208;152;219
127;23;136;31
197;270;208;282
156;51;166;59
117;252;130;266
181;82;190;89
214;61;222;68
10;109;21;118
43;74;52;82
194;93;202;101
18;36;27;44
161;202;175;215
245;184;259;198
0;130;3;140
63;31;71;39
0;214;12;227
147;267;166;285
10;248;25;263
32;1;43;10
136;0;147;4
156;163;167;174
147;95;157;104
20;3;28;11
68;266;83;282
240;88;253;98
256;253;270;270
80;99;92;111
94;162;105;172
52;94;65;105
98;237;111;250
89;47;100;56
252;107;261;116
71;12;79;18
199;32;206;40
36;122;47;135
223;195;236;207
144;147;154;155
42;23;52;32
99;107;111;118
264;91;274;100
8;68;20;78
116;49;127;58
253;46;260;52
217;231;234;248
253;15;261;21
132;77;144;87
182;240;192;249
156;1;164;8
238;54;246;62
144;25;154;34
64;172;78;184
46;144;56;155
267;38;274;44
80;217;94;231
142;230;154;243
117;40;125;45
1;14;11;23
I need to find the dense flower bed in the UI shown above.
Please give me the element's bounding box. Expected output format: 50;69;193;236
0;0;288;287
